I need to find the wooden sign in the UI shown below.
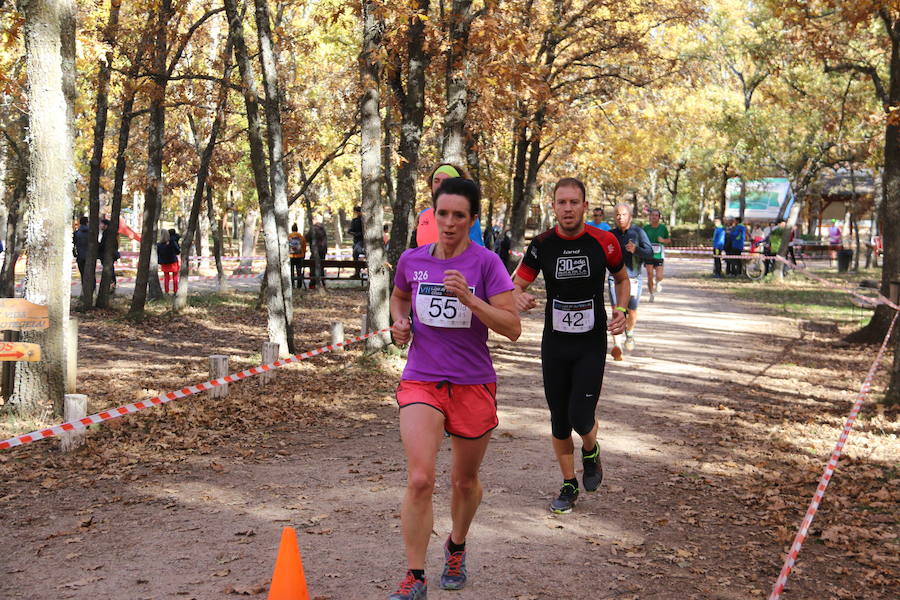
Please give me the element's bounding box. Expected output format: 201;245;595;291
0;342;41;361
0;299;49;330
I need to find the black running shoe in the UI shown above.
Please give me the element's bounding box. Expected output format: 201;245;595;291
582;445;603;491
549;482;579;514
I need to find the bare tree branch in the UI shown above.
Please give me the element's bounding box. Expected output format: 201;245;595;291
825;62;887;106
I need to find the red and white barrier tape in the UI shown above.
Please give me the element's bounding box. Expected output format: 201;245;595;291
769;309;899;599
0;327;392;451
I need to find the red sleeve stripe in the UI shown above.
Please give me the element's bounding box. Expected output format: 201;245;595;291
515;263;538;283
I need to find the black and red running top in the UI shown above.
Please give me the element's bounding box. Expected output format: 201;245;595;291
515;225;624;336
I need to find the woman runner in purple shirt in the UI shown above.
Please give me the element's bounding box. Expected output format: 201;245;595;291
388;177;520;599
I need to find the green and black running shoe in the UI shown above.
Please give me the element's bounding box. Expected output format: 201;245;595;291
549;482;579;514
582;445;603;491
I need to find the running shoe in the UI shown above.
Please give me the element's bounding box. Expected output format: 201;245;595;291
610;344;623;361
648;292;655;303
389;571;427;600
581;446;603;491
656;282;663;294
624;334;635;351
549;482;579;514
440;538;468;590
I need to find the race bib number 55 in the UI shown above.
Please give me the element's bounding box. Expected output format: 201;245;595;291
416;283;475;328
552;299;595;333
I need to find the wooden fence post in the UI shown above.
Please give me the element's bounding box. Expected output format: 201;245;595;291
331;322;344;352
261;342;279;384
209;355;229;398
60;394;87;452
360;313;368;336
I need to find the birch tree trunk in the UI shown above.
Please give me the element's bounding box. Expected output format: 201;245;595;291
129;0;170;315
224;0;293;353
12;0;76;416
360;0;390;351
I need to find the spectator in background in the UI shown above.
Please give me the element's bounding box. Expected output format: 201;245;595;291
383;223;391;246
712;217;725;278
98;218;120;291
168;228;181;247
348;206;365;277
288;223;306;289
586;207;611;231
751;222;766;252
157;229;181;293
828;219;843;264
307;218;328;289
73;216;91;282
764;220;786;276
725;217;746;276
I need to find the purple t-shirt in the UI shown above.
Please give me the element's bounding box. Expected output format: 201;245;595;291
394;243;514;384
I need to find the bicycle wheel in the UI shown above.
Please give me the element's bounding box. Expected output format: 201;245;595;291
746;256;764;280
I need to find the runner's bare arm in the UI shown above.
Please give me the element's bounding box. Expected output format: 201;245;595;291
390;287;413;345
443;270;521;341
608;267;629;335
512;274;538;312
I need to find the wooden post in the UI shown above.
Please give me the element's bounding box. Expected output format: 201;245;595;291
261;341;279;384
60;394;87;452
209;355;229;398
330;321;344;352
1;330;19;400
66;318;78;393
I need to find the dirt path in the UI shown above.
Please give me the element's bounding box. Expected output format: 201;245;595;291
2;259;897;599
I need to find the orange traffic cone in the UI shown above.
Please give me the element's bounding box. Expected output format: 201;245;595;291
268;527;310;600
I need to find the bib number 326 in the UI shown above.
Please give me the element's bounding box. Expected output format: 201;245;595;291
552;299;595;333
416;283;475;328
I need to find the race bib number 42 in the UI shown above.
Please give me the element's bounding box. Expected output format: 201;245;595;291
416;283;475;328
552;299;595;333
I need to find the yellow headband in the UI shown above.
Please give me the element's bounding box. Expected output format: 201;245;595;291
434;165;460;179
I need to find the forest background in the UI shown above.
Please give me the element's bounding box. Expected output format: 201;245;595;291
1;0;899;417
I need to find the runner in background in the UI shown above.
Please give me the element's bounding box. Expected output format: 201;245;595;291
642;209;670;302
414;164;484;248
608;203;653;356
389;177;520;599
513;177;628;514
586;206;612;231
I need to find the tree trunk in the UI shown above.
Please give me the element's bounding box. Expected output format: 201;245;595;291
847;27;900;352
386;0;431;269
129;1;170;315
1;153;27;298
382;109;396;212
209;185;227;289
238;208;259;272
81;0;121;309
225;0;293;353
11;0;77;417
253;0;294;353
360;0;390;351
173;41;232;312
508;117;530;256
440;0;474;166
718;163;728;218
97;41;146;308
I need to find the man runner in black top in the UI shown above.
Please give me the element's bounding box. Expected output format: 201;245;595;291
513;178;630;513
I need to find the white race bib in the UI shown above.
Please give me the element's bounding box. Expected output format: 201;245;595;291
651;243;663;257
416;283;474;329
552;299;595;333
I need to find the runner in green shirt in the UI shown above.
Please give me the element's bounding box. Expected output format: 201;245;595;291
642;209;670;302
